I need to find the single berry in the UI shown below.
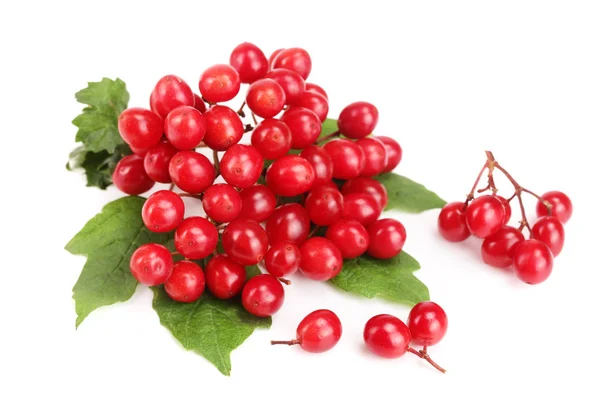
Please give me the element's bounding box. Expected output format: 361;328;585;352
268;48;285;69
271;310;342;353
377;136;402;173
130;243;173;286
531;216;565;256
222;218;268;266
437;202;470;242
202;184;242;223
513;239;554;284
165;261;205;303
343;193;381;226
305;82;327;99
242;274;285;317
129;144;152;156
164;106;206;150
323;139;365;179
291;91;328;122
174;217;219;259
193;93;207;113
497;196;512;224
280;107;321;149
305;186;344;226
118;107;163;149
266;155;315;196
481;226;525;268
246;78;286;118
199;64;241;103
142;190;185;232
205;255;246;299
150;75;194;119
113;155;155;195
356;137;387;177
169;151;215;194
220;144;264;189
363;314;410;358
300;146;334;186
144;141;178;183
337;102;378;139
272;47;312;79
299;237;343;281
251;118;292;160
265;241;301;277
367;218;406;259
326;219;369;259
536;191;573;223
265;68;306;105
466;195;505;238
266;203;311;245
229;42;268;84
202;105;244;151
239;184;277;222
341;177;388;211
408;302;448;346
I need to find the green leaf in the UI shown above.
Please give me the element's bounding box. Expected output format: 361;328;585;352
152;287;271;376
320;118;338;138
68;144;131;190
330;251;429;307
374;172;446;213
65;196;171;327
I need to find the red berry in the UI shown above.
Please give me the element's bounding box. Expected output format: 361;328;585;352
251;119;292;160
205;255;246;299
305;83;327;99
305;186;344;226
142;190;185;233
239;184;277;222
199;64;241;103
193;94;207;113
229;42;268;84
326;218;369;259
466;195;505;238
323;139;365;179
496;196;512;225
202;184;242;223
129;144;152;156
341;177;388;211
118;107;163;149
299;237;343;281
220;144;264;189
531;216;565;256
272;48;312;79
356;137;387;177
280;107;321;149
377;136;402;173
513;239;554;284
174;217;218;259
242;274;285;317
144;141;178;183
363;314;410;358
299;146;334;186
246;78;286;118
264;241;301;277
113;155;155;195
265;68;306;105
202;105;244;151
130;243;173;286
337;102;378;139
268;49;285;70
292;91;328;122
266;204;311;245
222;218;268;265
169;151;215;194
343;193;381;226
481;226;524;268
437;202;470;242
272;310;342;353
266;155;315;196
164;260;205;302
408;302;448;346
367;218;406;259
536;191;573;224
150;75;194;119
164;106;206;150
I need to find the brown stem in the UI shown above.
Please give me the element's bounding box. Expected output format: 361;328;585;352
196;142;207;148
168;183;175;191
278;277;291;285
308;225;320;238
464;161;490;209
407;347;446;373
316;131;340;144
213;150;220;178
244;124;254;133
270;339;300;346
237;101;246;118
170;251;180;256
251;112;258;125
179;193;202;200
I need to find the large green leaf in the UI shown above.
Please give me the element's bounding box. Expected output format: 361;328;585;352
375;172;446;213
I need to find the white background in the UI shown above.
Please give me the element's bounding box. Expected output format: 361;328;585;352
2;1;599;399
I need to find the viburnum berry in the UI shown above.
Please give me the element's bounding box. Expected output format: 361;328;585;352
536;191;573;224
326;218;369;259
246;78;286;118
202;105;244;151
299;237;343;281
168;151;215;194
481;226;524;268
272;47;312;80
193;94;207;113
222;218;268;266
113;155;155;195
305;82;327;99
323;139;365;179
337;101;378;139
229;42;268;84
465;195;505;238
150;75;194;119
266;155;315;196
363;314;410;358
367;218;407;259
531;216;565;256
268;49;285;70
264;241;301;278
300;146;333;186
305;185;344;226
280;107;321;149
437;202;470;242
205;254;246;299
497;196;512;224
201;183;242;223
142;190;185;233
343;193;381;226
220;144;264;189
164;106;206;150
356;137;388;177
199;64;241;103
130;243;173;286
242;274;285;317
377;136;402;173
265;68;306;105
341;177;388;211
513;239;554;284
118;107;163;149
129;144;152;156
271;309;342;353
144;141;178;183
239;184;277;222
408;302;448;346
266;203;311;245
164;260;205;303
251;118;292;160
174;216;219;260
292;91;328;122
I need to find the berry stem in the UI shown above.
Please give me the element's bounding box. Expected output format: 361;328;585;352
179;193;202;200
202;97;215;107
308;225;320;238
251;112;258;125
407;347;446;374
244;123;254;133
170;251;180;256
213;150;220;178
316;131;340;144
237;101;246;118
278;277;291;285
168;183;175;191
196;142;208;148
270;339;301;346
464;160;491;209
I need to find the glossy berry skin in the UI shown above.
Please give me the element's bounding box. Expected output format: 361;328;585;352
466;195;505;238
343;193;381;226
323;139;365;180
367;219;407;259
143;141;178;183
437;202;470;242
199;64;241;103
295;310;342;353
265;241;301;277
305;82;327;99
142;190;185;233
356;137;387;177
229;42;268;84
130;243;173;286
497;196;512;225
129;144;152;156
220;144;264;189
481;226;524;268
536;191;573;224
268;49;285;69
299;237;343;281
326;219;369;259
164;261;205;303
408;302;448;346
201;184;242;223
222;218;268;266
164;106;206;150
113;155;155;195
246;78;286;118
272;47;312;80
531;216;565;256
280;107;321;149
265;68;305;105
266;155;315;196
150;75;194;119
251;118;292;159
377;136;403;173
239;184;277;222
266;204;311;245
205;255;246;299
363;314;411;359
193;93;207;113
292;91;328;122
300;146;333;186
337;102;378;139
169;151;215;194
203;105;244;151
342;177;388;211
305;186;344;226
513;239;554;284
118;108;163;149
242;274;285;317
174;217;218;260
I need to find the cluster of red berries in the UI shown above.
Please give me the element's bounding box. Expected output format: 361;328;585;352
438;152;573;285
272;301;447;373
112;43;406;314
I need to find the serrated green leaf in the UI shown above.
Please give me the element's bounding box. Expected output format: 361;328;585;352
65;196;171;327
374;172;446;213
152;287;271;376
67;144;131;190
330;251;429;307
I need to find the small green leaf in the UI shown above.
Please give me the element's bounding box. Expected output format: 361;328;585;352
65;196;171;327
245;265;262;280
152;287;271;376
375;172;446;213
330;251;429;307
320;118;338;138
